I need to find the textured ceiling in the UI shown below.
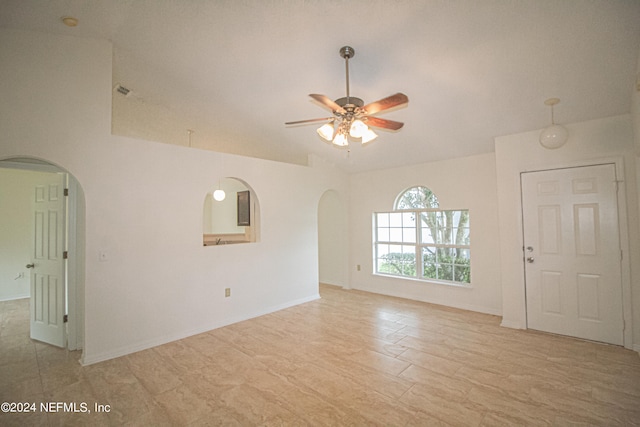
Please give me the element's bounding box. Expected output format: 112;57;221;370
1;0;639;173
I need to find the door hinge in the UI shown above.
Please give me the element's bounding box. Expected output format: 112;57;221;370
63;314;68;323
64;188;69;196
63;251;68;259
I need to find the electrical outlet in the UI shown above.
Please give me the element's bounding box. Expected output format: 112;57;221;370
357;264;361;271
225;288;231;297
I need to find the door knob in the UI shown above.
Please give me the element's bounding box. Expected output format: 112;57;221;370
526;257;534;263
26;263;35;268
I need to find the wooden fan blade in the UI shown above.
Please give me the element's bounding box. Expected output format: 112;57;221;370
362;93;408;115
309;94;346;114
364;116;404;131
285;117;333;126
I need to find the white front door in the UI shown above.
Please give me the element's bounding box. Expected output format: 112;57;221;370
29;172;67;348
521;164;623;345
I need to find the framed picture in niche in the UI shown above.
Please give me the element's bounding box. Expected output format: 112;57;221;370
237;190;250;226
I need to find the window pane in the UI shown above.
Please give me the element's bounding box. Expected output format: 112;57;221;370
438;247;454;263
378;228;390;242
377;213;389;227
390;228;403;242
378;244;416;277
454;248;470;264
421;229;435;244
402;212;416;227
377;244;389;256
399;246;416;276
422;247;437;279
438;263;454;281
454;265;471;283
403;228;416;243
438;227;453;244
389;212;403;227
452;228;470;245
420;212;437;243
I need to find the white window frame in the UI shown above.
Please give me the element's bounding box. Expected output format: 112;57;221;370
373;208;471;285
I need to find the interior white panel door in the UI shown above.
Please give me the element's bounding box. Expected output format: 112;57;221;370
521;164;623;345
30;172;66;348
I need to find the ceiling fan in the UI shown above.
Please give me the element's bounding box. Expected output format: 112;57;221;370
285;46;408;147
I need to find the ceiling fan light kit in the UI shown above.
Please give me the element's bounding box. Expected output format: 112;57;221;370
539;98;568;149
286;46;408;148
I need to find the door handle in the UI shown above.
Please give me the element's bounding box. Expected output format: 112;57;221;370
26;263;35;269
526;257;534;263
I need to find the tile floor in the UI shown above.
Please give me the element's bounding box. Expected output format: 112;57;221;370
1;284;639;426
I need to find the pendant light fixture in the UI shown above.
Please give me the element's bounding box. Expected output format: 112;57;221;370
539;98;568;149
213;181;226;201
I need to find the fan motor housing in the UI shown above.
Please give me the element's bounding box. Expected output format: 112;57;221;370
335;97;364;108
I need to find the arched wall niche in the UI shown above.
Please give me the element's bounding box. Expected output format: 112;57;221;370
203;177;260;246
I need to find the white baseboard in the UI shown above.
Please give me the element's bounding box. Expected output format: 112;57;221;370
0;295;29;302
500;319;526;329
81;293;320;366
351;285;502;317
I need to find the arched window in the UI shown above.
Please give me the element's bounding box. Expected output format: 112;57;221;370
374;186;471;285
395;186;439;210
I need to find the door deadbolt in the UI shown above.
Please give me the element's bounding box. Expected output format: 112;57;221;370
26;263;35;268
526;246;534;252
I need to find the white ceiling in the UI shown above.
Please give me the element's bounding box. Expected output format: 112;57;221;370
2;0;639;173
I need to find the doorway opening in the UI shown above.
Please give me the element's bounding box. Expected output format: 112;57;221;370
0;157;85;351
202;177;260;246
318;189;348;289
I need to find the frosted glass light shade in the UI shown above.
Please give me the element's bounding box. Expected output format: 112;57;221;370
361;128;378;144
349;120;368;138
332;132;348;147
539;124;568;149
213;189;226;201
317;123;334;141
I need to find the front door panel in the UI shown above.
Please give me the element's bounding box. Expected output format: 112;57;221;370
521;164;623;345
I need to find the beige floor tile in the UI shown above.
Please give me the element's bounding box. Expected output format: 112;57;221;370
1;285;639;425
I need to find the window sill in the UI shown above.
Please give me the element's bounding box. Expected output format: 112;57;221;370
373;272;472;289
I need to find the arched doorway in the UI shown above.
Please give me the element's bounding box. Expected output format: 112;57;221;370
317;190;348;288
0;157;85;351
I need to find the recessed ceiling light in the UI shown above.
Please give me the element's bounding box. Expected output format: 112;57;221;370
61;16;78;27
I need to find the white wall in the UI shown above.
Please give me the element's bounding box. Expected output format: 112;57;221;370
0;28;348;364
348;152;503;315
0;168;57;300
495;115;640;350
